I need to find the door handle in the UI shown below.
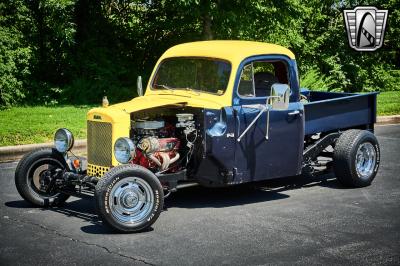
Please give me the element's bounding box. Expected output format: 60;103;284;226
288;110;301;116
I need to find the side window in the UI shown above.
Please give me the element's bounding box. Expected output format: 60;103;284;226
238;60;290;98
238;63;255;97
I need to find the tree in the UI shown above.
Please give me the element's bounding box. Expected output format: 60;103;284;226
1;0;399;107
0;1;32;107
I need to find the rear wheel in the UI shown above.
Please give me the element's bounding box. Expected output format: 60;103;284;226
95;165;164;232
15;148;71;206
333;130;380;187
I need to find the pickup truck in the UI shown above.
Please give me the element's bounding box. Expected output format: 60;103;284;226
15;41;380;232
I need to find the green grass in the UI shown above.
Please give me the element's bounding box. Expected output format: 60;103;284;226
377;91;400;116
0;106;93;146
0;92;399;146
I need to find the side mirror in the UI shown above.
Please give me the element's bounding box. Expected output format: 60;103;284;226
269;83;290;110
137;76;143;96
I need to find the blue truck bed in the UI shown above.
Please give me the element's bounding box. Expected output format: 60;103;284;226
302;91;378;136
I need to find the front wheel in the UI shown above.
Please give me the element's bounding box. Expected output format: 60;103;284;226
333;130;380;187
95;165;164;232
15;148;71;206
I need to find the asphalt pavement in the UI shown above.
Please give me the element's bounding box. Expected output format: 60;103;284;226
1;124;399;265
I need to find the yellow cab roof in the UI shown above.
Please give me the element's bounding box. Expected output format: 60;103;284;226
160;40;295;62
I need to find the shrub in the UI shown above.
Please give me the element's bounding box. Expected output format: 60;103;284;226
0;1;32;108
364;65;400;92
300;67;338;92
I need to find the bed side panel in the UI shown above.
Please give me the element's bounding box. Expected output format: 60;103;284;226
304;93;377;135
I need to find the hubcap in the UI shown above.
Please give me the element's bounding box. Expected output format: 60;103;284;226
121;190;139;208
355;142;376;180
109;177;154;225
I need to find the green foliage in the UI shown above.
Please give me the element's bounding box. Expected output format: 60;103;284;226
300;68;337;92
365;66;400;92
0;26;31;107
25;0;76;103
0;0;399;107
0;1;32;107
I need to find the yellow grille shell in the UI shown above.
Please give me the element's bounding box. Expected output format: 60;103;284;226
87;106;130;167
87;163;110;178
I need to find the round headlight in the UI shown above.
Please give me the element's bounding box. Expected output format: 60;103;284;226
54;128;74;153
114;137;136;164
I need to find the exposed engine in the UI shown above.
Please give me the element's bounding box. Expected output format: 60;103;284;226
129;113;197;173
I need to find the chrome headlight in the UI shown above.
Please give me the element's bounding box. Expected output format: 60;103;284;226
54;128;74;153
114;137;135;164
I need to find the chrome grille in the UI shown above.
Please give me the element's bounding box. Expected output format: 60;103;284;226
87;121;112;166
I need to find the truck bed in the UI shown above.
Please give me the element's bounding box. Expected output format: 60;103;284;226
302;90;378;136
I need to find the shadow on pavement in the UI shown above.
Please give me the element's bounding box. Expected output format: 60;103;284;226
165;172;347;209
5;172;345;235
5;195;100;223
5;200;32;208
80;223;154;235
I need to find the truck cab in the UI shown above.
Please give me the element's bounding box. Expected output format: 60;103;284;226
87;41;303;183
15;41;380;232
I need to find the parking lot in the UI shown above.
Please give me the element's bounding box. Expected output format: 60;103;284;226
1;124;399;265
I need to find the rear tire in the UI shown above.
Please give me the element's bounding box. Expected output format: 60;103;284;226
15;148;71;207
333;130;380;187
95;165;164;233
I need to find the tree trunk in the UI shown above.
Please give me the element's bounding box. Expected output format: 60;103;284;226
28;0;46;79
202;13;213;40
201;0;213;40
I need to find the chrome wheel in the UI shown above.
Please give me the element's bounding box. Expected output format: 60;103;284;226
355;142;376;180
109;177;154;225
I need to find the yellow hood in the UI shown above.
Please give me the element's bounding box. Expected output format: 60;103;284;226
114;93;225;111
87;92;225;122
111;92;225;112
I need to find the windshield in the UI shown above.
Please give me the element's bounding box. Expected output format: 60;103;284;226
152;57;231;95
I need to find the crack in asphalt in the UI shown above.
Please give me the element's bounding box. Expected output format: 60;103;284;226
3;215;155;266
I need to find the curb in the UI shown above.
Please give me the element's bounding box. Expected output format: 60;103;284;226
0;140;86;163
0;115;399;163
376;115;400;125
